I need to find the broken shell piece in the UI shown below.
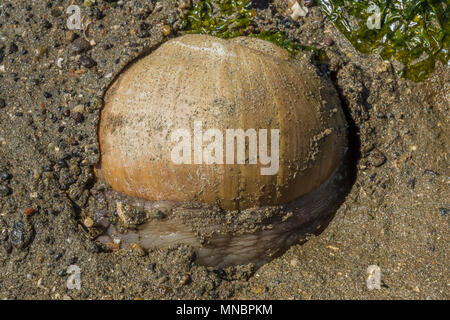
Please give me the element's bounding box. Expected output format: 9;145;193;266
287;0;309;20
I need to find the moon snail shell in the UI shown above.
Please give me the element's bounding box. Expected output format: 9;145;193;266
95;34;348;267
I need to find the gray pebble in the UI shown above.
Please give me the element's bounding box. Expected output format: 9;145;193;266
10;221;26;249
438;208;449;217
79;55;97;68
0;184;11;197
72;38;92;54
369;149;386;167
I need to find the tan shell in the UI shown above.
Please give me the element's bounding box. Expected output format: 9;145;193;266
97;34;346;210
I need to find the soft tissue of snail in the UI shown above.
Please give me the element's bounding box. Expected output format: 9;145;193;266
95;34;348;267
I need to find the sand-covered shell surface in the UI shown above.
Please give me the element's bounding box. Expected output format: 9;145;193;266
95;34;348;267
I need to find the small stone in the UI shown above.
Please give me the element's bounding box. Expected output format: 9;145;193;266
11;221;29;249
178;0;192;10
252;284;266;294
407;177;416;190
72;38;92;54
73;104;85;114
90;97;102;110
137;22;150;38
72;112;84;123
79;55;97;68
324;37;334;47
105;242;120;251
9;42;18;54
131;243;146;256
423;169;439;177
438;208;449;217
35;45;48;58
83;0;93;8
84;217;94;228
162;25;171;36
93;8;104;20
57;270;67;277
0;98;5;108
366;265;382;290
3;241;12;254
65;30;76;43
42;20;53;29
179;274;191;286
157;276;169;285
51;8;62;17
53;253;63;260
369;149;386;167
0;184;11;197
35;46;48;56
0;169;11;181
43;92;52;99
290;258;299;267
25;207;36;217
63;108;71;117
304;0;316;7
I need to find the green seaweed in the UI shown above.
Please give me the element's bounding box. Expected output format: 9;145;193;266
250;30;309;56
317;0;449;81
183;0;255;39
183;0;449;82
183;0;313;57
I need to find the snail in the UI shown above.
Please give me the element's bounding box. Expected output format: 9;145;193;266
94;34;348;267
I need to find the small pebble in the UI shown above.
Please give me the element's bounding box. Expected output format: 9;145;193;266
179;274;191;286
51;8;62;17
72;112;84;123
407;177;416;190
148;263;156;272
137;22;150;38
65;30;76;43
252;284;266;294
73;104;85;114
63;108;71;117
84;217;94;228
438;208;449;217
10;221;26;249
9;42;18;54
162;25;171;36
0;184;12;197
324;38;334;46
423;169;439;177
131;243;146;256
79;55;97;68
35;45;48;58
83;0;93;8
0;98;6;109
94;8;104;20
72;38;92;54
369;149;386;167
42;20;53;29
0;169;12;181
25;207;36;217
304;0;316;7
